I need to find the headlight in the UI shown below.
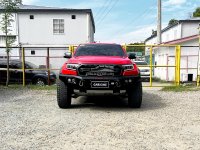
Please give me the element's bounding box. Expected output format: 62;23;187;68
67;64;79;70
122;65;134;70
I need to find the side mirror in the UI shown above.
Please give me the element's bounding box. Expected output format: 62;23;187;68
64;52;72;58
128;53;136;59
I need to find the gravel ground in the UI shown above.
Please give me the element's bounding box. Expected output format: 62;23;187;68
0;88;200;150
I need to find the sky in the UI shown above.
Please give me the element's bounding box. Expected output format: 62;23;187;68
22;0;200;44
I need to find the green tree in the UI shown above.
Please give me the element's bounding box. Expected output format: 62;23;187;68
193;7;200;17
152;29;157;35
0;0;21;86
126;42;145;55
168;19;178;26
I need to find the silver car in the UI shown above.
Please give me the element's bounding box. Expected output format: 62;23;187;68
134;61;150;81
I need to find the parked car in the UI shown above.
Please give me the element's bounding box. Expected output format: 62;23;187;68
57;43;142;109
0;59;56;85
134;61;150;82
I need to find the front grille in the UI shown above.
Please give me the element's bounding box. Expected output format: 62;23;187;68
78;64;122;77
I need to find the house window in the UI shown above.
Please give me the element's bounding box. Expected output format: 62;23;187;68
31;50;35;55
30;15;34;19
72;15;76;19
53;19;64;34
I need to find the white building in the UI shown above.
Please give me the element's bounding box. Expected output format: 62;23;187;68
0;5;95;71
145;18;200;81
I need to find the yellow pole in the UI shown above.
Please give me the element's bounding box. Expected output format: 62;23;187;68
69;45;72;54
175;45;181;86
197;25;200;87
150;46;153;87
178;45;181;86
72;46;75;54
175;46;177;85
22;47;25;87
125;43;127;51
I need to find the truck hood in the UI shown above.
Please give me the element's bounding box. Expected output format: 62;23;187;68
67;56;132;65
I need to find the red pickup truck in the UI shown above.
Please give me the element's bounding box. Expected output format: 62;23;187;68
57;43;142;108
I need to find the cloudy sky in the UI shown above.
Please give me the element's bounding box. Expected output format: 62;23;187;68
22;0;200;44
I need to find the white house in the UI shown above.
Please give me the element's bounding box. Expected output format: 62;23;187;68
0;5;95;71
145;18;200;81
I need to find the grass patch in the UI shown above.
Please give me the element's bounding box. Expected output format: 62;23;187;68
0;84;57;90
161;84;200;92
152;77;170;83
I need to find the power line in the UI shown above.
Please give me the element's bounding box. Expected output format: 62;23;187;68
94;0;112;18
96;0;119;27
95;0;113;23
115;1;157;35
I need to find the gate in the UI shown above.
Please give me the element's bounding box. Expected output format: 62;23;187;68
122;44;181;87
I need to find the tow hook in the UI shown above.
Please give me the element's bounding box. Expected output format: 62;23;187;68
79;80;84;87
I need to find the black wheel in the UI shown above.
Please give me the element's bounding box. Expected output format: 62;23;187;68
57;80;72;108
127;81;142;108
34;77;46;86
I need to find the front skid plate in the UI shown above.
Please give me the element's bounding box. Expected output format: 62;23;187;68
73;90;127;96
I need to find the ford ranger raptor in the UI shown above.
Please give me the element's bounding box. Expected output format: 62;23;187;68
57;43;142;108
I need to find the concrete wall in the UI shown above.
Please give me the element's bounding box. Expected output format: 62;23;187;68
18;12;92;46
182;22;200;38
162;24;182;42
0;11;95;46
153;39;199;81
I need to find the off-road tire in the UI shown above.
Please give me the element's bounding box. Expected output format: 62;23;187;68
57;80;72;108
127;81;142;108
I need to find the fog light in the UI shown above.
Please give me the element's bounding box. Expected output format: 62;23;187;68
68;78;72;82
129;79;132;83
125;80;128;83
111;82;115;85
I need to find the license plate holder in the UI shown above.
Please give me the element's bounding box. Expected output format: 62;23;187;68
91;81;109;88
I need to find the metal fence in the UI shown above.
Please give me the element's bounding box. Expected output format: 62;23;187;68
0;45;199;87
122;45;181;87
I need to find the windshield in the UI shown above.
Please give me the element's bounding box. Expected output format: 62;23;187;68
74;44;125;57
135;61;148;65
26;61;38;69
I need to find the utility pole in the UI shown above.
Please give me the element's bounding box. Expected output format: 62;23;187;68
157;0;162;44
197;24;200;86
